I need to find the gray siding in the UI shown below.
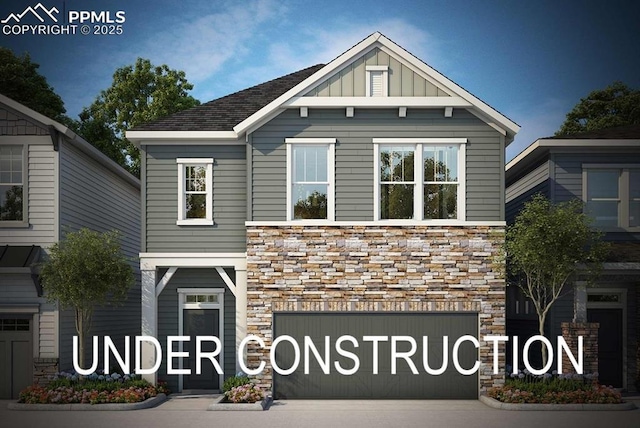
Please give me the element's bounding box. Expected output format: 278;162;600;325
58;139;141;371
306;48;449;98
145;145;246;253
252;108;504;221
505;160;550;224
0;106;49;136
157;268;236;393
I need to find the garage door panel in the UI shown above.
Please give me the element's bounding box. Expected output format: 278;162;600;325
274;313;478;399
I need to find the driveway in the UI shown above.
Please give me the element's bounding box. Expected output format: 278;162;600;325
2;397;639;428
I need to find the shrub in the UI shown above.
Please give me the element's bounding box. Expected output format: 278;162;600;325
223;375;251;393
225;383;264;403
18;371;169;404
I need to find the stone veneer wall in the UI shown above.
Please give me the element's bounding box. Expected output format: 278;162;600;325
561;322;599;376
33;358;59;386
246;225;506;393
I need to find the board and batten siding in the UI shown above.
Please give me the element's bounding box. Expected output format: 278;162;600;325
144;145;246;253
305;47;450;98
57;139;141;371
251;108;504;221
157;268;236;393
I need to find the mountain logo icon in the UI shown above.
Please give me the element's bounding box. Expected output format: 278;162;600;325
1;3;59;24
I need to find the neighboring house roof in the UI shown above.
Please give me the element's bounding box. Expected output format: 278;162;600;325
606;242;640;263
0;94;140;189
506;124;640;182
127;32;519;144
131;64;325;132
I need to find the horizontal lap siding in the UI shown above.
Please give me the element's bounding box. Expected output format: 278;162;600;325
505;160;550;224
58;141;141;371
252;108;503;221
145;145;246;253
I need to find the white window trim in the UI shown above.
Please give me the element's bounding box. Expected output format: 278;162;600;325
373;138;466;221
366;65;389;97
582;164;640;231
285;138;336;221
0;143;28;227
177;288;224;392
176;158;214;226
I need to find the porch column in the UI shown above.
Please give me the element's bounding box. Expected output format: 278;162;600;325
235;267;247;373
573;281;587;323
141;267;157;384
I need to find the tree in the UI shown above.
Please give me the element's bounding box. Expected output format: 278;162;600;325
80;58;200;176
294;191;327;219
0;47;67;120
556;81;640;136
40;228;135;368
505;194;609;367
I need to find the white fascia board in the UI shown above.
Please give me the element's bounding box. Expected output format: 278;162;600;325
233;33;384;135
245;220;506;227
285;96;471;108
140;253;247;271
373;138;467;144
506;139;640;172
375;34;520;137
126;130;240;143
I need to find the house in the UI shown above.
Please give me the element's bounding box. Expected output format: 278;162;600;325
0;94;141;399
127;32;519;399
505;124;640;391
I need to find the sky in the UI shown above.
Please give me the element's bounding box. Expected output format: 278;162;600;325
1;0;639;160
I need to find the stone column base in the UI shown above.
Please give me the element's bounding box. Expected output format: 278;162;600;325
33;358;59;386
561;322;598;377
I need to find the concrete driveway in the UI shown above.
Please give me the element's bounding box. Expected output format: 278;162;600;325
2;397;639;428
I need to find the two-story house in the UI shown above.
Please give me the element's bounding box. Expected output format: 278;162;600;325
0;94;141;399
505;124;640;391
127;32;519;399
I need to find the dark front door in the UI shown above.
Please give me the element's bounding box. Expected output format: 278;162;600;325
587;308;623;387
183;309;220;390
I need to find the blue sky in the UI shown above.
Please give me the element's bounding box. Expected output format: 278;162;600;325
1;0;639;160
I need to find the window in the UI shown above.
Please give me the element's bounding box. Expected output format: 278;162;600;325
286;138;335;221
584;165;639;229
176;158;213;226
0;145;25;223
366;66;388;97
374;139;466;221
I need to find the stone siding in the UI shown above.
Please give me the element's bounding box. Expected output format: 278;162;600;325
561;322;599;376
246;225;506;392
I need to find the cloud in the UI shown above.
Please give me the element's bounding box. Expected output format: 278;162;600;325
506;98;569;161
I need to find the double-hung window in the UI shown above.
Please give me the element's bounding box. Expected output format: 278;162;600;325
176;158;213;226
584;165;640;229
374;139;466;221
286;138;335;221
0;145;25;223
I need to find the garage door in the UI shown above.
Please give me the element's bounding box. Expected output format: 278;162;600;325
0;318;33;399
273;312;478;399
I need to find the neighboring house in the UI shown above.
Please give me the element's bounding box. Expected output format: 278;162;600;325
0;94;141;399
505;124;640;391
127;32;519;398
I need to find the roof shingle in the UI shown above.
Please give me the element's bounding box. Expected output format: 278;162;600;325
130;64;325;132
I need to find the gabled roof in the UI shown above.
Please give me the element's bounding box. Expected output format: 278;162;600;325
127;32;520;143
0;94;140;188
506;124;640;182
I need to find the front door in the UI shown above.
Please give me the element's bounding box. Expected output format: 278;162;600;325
182;308;220;390
587;308;623;388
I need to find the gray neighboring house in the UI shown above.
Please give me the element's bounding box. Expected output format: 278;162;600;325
127;32;519;398
506;124;640;391
0;94;141;399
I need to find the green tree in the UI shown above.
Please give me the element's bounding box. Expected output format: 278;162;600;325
556;81;640;136
505;194;609;367
0;47;66;120
40;228;135;369
80;58;200;176
294;191;327;219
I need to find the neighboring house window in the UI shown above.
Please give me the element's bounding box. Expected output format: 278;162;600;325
584;165;640;229
285;138;336;221
373;138;466;221
0;145;24;222
176;158;213;226
366;66;389;97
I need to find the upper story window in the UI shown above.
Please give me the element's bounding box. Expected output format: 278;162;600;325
584;165;640;229
0;145;24;223
176;158;213;226
285;138;336;221
366;66;389;97
374;138;466;221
